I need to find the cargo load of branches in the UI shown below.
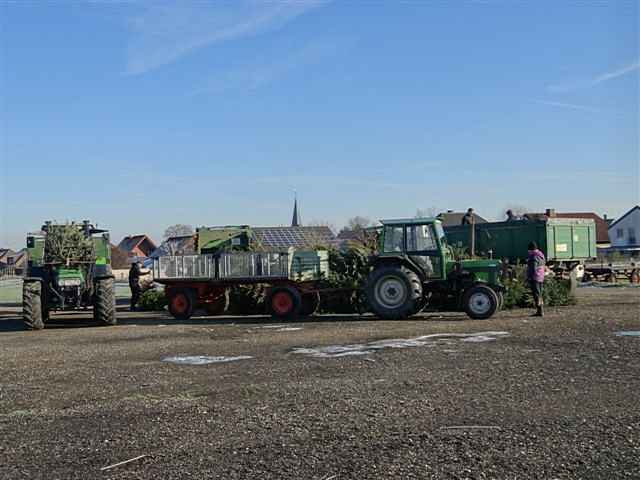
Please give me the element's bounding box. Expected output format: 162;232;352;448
43;223;96;265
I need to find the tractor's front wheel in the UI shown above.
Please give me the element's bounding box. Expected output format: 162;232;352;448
366;265;422;320
23;280;45;330
94;277;117;325
463;284;499;320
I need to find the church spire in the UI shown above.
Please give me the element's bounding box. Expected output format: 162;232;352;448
291;192;300;227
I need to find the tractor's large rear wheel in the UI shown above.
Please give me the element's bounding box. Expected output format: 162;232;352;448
23;280;45;330
463;284;499;320
366;265;423;320
94;277;117;325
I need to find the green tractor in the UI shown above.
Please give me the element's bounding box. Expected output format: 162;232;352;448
23;221;116;330
366;218;505;320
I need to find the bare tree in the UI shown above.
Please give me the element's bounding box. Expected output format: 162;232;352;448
345;216;372;231
163;224;194;239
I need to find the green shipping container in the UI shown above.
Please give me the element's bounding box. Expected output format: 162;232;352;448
444;218;597;266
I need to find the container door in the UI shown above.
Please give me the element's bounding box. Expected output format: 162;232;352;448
552;225;573;260
571;226;589;259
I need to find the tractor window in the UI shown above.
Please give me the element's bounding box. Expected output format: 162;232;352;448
407;225;437;251
383;226;404;252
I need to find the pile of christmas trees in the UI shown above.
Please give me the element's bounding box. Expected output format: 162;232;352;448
44;223;96;265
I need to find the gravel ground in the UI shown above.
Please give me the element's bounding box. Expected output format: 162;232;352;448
0;288;638;479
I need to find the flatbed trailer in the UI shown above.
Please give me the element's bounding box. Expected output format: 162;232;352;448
583;260;639;283
153;250;336;320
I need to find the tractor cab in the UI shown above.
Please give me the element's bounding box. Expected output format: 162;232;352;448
378;218;453;281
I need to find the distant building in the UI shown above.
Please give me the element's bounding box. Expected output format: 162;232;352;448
117;234;157;260
0;248;15;266
437;210;488;227
291;195;301;227
607;206;640;254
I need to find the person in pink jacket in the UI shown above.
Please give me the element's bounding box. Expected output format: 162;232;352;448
527;242;546;317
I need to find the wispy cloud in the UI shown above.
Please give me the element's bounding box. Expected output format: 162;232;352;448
125;0;328;75
531;99;602;113
548;59;640;93
190;38;347;95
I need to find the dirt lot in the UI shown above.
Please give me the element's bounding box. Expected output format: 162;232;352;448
0;287;639;479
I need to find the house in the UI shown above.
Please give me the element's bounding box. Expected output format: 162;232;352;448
0;248;15;266
525;209;611;246
3;249;28;275
437;210;488;227
117;234;157;260
607;206;640;254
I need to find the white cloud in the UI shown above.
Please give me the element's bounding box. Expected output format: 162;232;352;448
531;99;601;113
548;59;640;93
125;0;328;75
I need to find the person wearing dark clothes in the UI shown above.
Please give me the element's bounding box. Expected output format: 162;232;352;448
129;261;145;311
527;241;546;317
461;208;474;225
506;209;517;222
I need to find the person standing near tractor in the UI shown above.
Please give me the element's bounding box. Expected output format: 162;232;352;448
527;242;546;317
129;259;149;311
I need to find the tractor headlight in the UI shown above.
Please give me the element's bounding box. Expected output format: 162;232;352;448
58;278;82;287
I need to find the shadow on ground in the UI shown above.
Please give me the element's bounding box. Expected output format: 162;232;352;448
0;306;468;332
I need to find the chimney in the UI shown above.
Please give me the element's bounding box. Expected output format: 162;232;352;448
545;208;556;218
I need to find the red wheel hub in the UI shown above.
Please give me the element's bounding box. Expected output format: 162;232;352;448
272;291;294;315
171;294;188;314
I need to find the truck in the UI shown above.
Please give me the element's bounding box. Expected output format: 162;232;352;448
366;217;505;320
22;221;116;330
444;218;597;275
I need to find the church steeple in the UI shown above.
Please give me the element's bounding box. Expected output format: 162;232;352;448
291;193;300;227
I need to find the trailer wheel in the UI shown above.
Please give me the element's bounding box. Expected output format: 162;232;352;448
463;284;499;320
23;280;45;330
267;286;301;319
366;265;422;320
169;288;196;320
94;277;117;326
300;292;320;317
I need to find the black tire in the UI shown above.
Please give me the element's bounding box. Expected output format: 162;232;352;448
366;265;423;320
23;280;45;330
169;288;196;320
267;286;302;320
463;284;499;320
300;292;320;317
204;291;229;316
94;277;117;325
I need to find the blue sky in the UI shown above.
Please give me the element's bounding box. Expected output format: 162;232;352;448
1;0;638;249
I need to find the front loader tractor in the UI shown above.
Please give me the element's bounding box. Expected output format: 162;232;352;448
366;218;505;320
22;221;116;330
